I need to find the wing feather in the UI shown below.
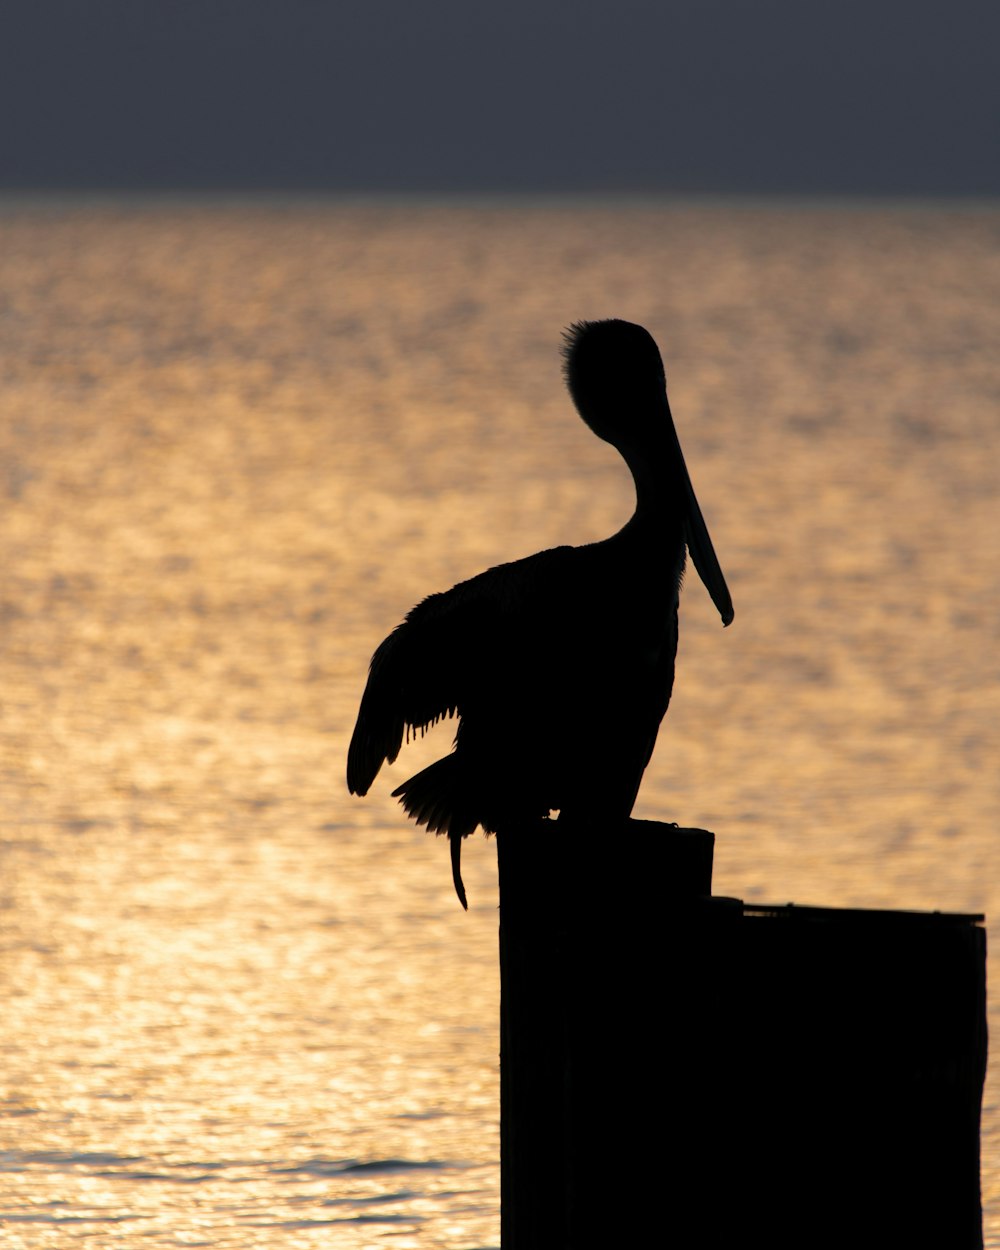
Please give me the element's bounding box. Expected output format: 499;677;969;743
346;546;573;796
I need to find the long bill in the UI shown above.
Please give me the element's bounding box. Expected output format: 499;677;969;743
670;420;734;627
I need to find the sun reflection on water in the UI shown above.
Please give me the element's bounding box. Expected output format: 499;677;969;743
0;197;997;1246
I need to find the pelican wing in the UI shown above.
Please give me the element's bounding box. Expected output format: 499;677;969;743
346;546;573;796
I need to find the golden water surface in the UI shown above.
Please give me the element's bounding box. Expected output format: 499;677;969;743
0;198;997;1246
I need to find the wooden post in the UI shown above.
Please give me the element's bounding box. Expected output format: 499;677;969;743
735;903;987;1249
498;819;723;1247
497;819;986;1249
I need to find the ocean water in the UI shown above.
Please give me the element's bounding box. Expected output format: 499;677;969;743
0;196;997;1247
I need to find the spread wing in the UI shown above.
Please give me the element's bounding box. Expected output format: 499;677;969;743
346;546;573;797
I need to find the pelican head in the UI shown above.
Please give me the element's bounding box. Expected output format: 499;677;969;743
562;319;669;454
563;318;734;628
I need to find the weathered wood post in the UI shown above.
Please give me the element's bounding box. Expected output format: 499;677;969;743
498;819;726;1247
735;902;987;1249
497;819;986;1249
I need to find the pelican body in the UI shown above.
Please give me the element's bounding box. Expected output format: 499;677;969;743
347;320;733;907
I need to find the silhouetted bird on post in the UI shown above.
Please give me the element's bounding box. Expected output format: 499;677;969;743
347;320;733;907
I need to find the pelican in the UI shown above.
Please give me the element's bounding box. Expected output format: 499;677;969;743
347;319;733;908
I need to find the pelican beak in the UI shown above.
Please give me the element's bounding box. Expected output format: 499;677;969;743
683;466;733;626
671;421;733;625
661;399;733;626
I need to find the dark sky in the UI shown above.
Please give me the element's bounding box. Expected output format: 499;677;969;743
3;0;998;194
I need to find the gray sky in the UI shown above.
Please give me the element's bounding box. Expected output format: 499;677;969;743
2;0;997;194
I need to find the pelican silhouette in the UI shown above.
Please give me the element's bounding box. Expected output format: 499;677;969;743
347;319;733;908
